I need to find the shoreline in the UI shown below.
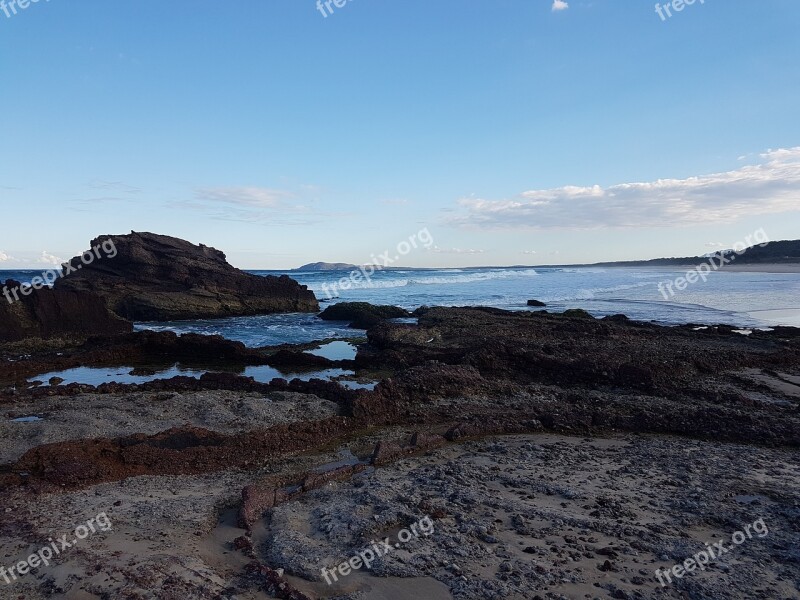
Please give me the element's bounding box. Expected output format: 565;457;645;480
747;308;800;328
592;263;800;273
719;263;800;273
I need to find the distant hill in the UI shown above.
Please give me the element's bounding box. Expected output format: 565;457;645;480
734;239;800;263
293;240;800;272
295;262;359;271
591;239;800;267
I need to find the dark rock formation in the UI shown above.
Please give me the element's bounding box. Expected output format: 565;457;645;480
0;280;132;344
5;305;800;496
56;232;318;321
318;302;410;329
265;349;335;369
527;299;546;307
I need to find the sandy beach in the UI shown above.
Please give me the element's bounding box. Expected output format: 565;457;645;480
721;264;800;273
748;308;800;328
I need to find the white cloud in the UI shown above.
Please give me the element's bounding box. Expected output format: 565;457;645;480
552;0;569;11
67;180;143;208
0;251;12;262
522;250;537;255
180;186;333;226
88;180;142;194
705;242;726;248
195;186;293;208
39;251;64;266
449;147;800;230
428;246;485;254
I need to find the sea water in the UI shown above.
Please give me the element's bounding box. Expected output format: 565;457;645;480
4;266;800;347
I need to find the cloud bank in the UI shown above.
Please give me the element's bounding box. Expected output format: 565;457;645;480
450;148;800;229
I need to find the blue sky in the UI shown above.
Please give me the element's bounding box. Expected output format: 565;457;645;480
1;0;799;269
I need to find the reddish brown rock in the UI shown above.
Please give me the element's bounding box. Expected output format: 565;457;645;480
371;432;447;465
246;562;313;600
239;464;369;529
240;483;278;529
11;418;356;489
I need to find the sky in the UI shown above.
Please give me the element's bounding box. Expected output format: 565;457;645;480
1;0;799;269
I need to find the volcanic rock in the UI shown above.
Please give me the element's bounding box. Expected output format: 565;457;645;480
318;302;410;329
56;232;318;320
0;280;132;344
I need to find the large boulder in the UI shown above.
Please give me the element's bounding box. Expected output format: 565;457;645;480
56;232;319;321
318;302;410;329
0;280;132;344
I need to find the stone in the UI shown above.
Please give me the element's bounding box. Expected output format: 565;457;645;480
56;232;318;321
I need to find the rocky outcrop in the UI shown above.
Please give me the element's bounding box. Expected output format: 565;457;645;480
5;306;800;497
318;302;409;329
0;280;132;344
56;232;318;321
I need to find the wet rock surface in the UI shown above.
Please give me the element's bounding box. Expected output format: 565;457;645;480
356;307;800;445
319;302;410;329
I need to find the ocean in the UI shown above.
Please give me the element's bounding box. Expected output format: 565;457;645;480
3;266;800;347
